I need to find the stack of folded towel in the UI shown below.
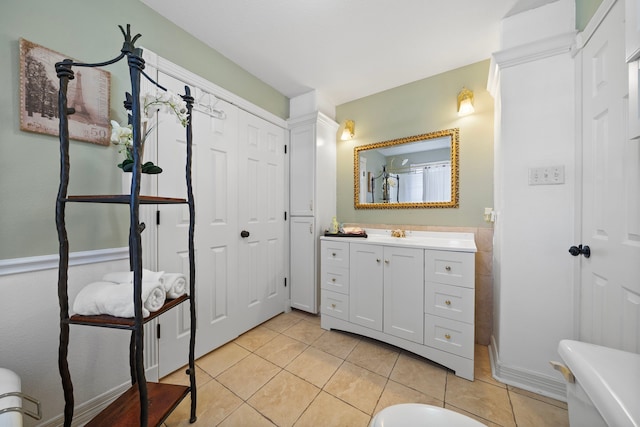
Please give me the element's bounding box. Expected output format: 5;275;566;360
72;269;188;318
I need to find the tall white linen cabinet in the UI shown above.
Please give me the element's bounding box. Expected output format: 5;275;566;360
289;110;338;313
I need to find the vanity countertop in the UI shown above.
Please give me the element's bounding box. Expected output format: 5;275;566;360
321;229;477;253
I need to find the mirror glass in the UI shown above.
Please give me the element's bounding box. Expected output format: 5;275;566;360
354;128;459;209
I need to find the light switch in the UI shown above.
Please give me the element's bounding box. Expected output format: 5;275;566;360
529;165;565;185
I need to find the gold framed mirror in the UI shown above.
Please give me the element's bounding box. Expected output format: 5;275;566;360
354;128;459;209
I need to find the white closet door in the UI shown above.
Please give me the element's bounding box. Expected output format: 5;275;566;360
237;110;287;332
156;73;240;376
580;1;640;351
154;74;194;377
154;72;286;377
190;99;240;360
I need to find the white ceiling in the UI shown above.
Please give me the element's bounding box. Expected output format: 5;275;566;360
141;0;521;106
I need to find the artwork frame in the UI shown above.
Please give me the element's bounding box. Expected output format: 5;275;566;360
19;38;111;146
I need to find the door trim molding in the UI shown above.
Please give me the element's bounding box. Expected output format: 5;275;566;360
142;48;287;129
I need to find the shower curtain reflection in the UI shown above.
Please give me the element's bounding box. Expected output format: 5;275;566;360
390;161;451;202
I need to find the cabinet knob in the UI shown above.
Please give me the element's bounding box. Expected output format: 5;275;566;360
445;300;452;306
332;252;336;257
331;303;336;309
445;266;451;272
376;258;381;263
385;259;389;264
444;333;451;340
331;278;336;282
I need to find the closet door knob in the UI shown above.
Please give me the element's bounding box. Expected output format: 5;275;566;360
569;244;591;258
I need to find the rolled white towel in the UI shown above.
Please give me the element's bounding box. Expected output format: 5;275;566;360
141;285;166;313
102;269;165;285
159;273;187;299
73;280;166;318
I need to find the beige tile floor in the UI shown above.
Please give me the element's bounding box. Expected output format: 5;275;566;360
162;310;569;427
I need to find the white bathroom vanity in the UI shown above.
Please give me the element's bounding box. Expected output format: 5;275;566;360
320;230;477;380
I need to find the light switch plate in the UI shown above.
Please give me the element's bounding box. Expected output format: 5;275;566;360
529;166;565;185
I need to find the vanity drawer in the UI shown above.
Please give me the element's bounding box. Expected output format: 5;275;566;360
425;282;474;324
321;267;349;294
424;250;474;288
321;241;350;270
424;314;473;359
321;290;349;321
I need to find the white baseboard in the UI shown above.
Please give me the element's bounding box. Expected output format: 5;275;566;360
489;335;567;402
0;247;129;276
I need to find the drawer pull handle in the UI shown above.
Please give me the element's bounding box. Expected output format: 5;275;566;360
445;266;452;271
331;303;336;309
445;300;452;306
331;278;336;282
444;333;451;340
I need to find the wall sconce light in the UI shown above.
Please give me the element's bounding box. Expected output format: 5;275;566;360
457;87;475;116
341;120;355;140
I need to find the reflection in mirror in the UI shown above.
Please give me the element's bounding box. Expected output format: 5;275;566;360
354;128;459;209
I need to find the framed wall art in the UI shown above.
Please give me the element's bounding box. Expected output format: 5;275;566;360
19;38;111;145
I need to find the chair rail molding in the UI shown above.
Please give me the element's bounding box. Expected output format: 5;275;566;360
0;247;128;277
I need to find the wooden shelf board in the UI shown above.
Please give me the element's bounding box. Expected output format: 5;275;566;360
84;382;190;427
65;195;187;204
69;295;189;329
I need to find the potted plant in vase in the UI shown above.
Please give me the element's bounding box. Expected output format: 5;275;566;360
111;90;189;174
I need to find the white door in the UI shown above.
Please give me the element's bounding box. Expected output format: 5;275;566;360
237;110;287;332
359;157;367;203
154;75;196;377
579;1;640;352
290;217;316;313
155;77;241;376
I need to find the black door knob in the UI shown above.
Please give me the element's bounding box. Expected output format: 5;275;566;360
240;230;250;238
569;244;590;258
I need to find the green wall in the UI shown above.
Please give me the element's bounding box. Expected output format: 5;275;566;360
0;0;288;260
576;0;604;30
335;60;493;228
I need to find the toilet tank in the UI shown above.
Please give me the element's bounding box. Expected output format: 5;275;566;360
558;340;640;427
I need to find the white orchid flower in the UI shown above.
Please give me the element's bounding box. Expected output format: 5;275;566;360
110;120;132;146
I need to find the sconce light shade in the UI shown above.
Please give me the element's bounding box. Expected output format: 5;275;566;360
457;87;475;116
341;120;355;140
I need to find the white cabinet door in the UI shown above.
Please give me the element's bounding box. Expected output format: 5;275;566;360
383;246;424;343
290;217;316;313
349;243;383;331
289;124;315;216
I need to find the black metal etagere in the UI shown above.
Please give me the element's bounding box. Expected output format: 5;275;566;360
55;25;197;427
